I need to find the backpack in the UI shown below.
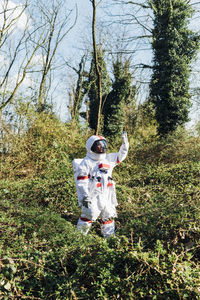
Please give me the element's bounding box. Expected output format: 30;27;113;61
72;158;83;206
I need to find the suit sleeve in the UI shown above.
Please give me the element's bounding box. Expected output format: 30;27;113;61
107;140;129;165
76;159;91;205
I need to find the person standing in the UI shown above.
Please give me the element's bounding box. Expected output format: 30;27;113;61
73;132;129;238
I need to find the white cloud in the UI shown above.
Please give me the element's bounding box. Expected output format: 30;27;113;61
0;72;35;92
21;75;35;88
29;54;46;68
0;0;30;32
0;54;7;65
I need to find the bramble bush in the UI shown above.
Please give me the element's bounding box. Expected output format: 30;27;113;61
0;115;200;299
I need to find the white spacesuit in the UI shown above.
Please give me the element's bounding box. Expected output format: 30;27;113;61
73;132;129;238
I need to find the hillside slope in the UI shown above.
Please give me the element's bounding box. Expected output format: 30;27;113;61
0;117;200;299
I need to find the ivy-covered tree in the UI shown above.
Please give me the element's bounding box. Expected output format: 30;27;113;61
67;55;88;124
150;0;200;136
87;49;111;131
102;59;135;138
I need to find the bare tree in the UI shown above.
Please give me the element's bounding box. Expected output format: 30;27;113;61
0;0;32;111
0;0;28;48
65;54;88;123
33;0;78;112
0;0;77;113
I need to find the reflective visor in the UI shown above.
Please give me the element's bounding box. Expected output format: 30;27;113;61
91;140;107;153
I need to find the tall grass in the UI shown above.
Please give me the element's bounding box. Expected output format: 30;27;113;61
0;114;200;299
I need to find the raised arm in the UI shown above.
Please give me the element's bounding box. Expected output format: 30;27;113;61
117;131;129;163
106;131;129;165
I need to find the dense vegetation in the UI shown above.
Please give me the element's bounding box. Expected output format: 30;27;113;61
1;2;200;298
0;114;200;299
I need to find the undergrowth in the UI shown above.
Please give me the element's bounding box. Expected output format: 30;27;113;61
0;115;200;299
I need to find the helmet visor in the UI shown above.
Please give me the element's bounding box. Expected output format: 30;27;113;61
91;140;107;154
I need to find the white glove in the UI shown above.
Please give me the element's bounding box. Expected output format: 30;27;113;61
121;131;128;145
82;196;91;208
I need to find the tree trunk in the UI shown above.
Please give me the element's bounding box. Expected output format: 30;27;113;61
91;0;102;135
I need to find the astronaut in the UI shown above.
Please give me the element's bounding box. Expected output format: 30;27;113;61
73;132;129;238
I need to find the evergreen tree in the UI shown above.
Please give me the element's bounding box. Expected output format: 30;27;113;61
102;59;135;138
72;56;87;123
150;0;199;136
68;56;87;124
87;49;111;131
